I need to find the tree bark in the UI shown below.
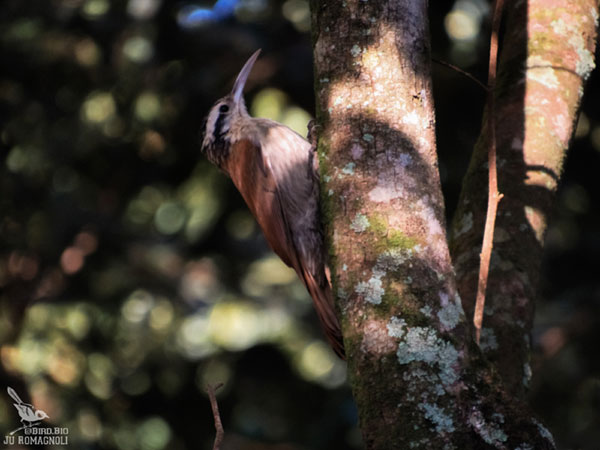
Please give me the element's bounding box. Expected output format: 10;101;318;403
308;0;596;448
449;0;599;399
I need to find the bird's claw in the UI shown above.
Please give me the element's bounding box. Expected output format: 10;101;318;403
307;119;321;151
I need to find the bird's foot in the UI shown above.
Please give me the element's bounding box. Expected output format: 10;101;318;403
307;119;321;151
307;119;322;178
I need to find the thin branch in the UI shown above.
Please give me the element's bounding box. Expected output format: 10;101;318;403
474;0;505;344
432;57;488;91
206;383;225;450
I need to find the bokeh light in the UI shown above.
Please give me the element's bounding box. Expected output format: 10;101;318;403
82;0;110;20
82;91;117;124
282;0;311;32
241;255;298;297
127;0;162;20
1;1;598;448
137;416;172;450
135;92;161;122
444;0;488;66
122;35;154;63
251;87;313;136
177;0;239;27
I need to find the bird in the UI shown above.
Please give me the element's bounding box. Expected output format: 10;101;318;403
200;49;344;359
7;387;49;433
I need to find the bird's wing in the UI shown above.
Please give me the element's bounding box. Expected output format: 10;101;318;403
13;404;36;421
223;137;296;268
224;129;344;358
259;125;344;357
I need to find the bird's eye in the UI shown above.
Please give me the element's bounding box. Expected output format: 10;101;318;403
219;104;229;113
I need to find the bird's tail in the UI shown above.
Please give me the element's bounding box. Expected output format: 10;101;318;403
7;387;23;404
302;269;345;359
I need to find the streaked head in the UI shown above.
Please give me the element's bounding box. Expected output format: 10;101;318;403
201;49;261;166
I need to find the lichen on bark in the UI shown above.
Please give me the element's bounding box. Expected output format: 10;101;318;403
308;0;592;448
449;0;599;399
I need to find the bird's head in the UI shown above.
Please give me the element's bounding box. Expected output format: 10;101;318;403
35;409;49;420
201;49;261;166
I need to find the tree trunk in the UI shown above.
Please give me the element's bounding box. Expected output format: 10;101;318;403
310;0;596;448
449;0;599;399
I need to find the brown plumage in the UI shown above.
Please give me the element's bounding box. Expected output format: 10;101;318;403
200;50;344;358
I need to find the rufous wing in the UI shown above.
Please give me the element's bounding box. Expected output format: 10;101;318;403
223;138;295;267
223;138;345;358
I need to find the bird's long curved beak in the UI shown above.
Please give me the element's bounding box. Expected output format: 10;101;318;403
232;49;261;104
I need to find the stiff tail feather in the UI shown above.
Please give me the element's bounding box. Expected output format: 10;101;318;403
302;270;345;359
7;387;23;404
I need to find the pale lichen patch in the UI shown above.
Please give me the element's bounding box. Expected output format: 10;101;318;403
591;6;599;22
469;409;508;446
548;18;596;80
355;269;385;304
342;162;356;175
420;305;433;318
550;18;568;35
437;292;464;331
533;418;555;446
575;41;595;80
387;316;406;338
415;199;444;241
419;402;455;433
355;246;417;304
523;362;532;387
377;247;415;271
396;326;460;386
350;213;370;233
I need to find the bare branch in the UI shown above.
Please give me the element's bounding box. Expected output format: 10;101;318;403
473;0;505;344
432;58;488;91
449;0;597;397
206;383;224;450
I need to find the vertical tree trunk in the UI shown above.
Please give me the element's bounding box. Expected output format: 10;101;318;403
449;0;598;399
308;0;593;448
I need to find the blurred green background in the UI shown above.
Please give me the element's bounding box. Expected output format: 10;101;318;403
0;1;598;449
